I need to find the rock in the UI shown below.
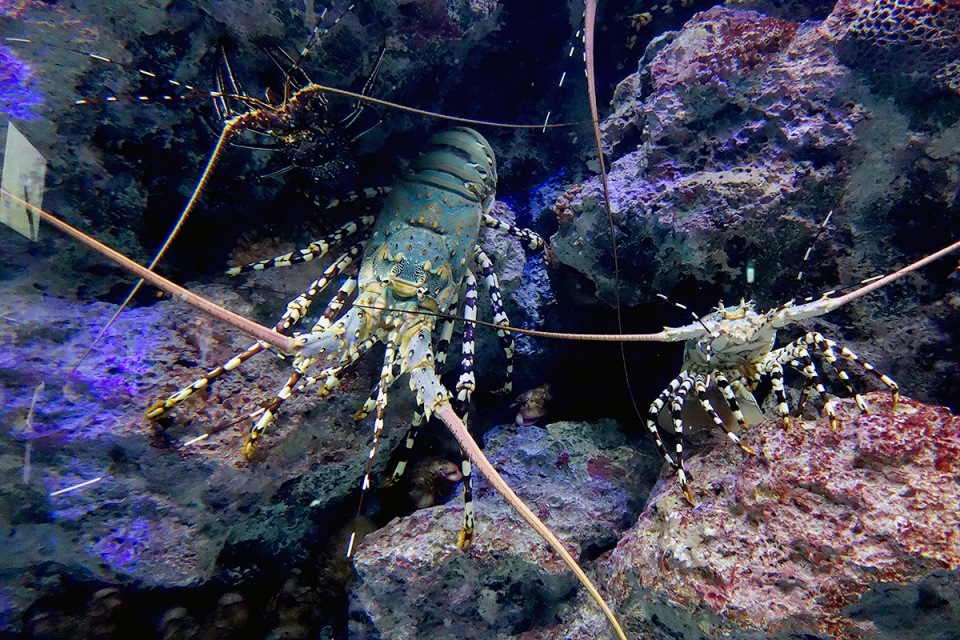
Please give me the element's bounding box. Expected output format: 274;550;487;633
828;0;960;97
549;4;960;409
348;419;661;638
550;394;960;639
0;272;406;630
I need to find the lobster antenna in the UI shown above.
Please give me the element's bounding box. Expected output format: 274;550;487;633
5;37;581;130
0;188;295;352
583;0;647;420
356;229;960;343
654;293;717;361
284;3;355;98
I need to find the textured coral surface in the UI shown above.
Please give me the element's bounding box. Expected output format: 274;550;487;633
829;0;960;95
608;394;960;639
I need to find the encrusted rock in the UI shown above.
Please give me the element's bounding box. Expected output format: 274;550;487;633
828;0;960;96
0;275;402;630
593;394;960;639
348;419;660;638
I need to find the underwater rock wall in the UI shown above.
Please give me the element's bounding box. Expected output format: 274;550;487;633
552;3;960;307
0;265;407;632
609;394;960;640
549;2;960;408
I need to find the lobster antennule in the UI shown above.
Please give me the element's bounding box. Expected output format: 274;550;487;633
771;236;960;328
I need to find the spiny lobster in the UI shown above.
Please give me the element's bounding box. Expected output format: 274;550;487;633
11;127;629;640
3;5;633;637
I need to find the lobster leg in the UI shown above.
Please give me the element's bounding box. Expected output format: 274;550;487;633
453;271;480;548
714;371;751;431
695;374;756;456
481;213;546;252
474;247;514;394
455;271;479;406
646;376;683;468
763;359;792;425
647;374;696;505
776;342;837;428
669;372;696;505
386;411;425;484
357;329;402;494
805;332;900;406
225;216;372;275
146;247;360;419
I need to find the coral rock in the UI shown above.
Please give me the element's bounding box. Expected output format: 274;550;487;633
828;0;960;96
348;419;660;639
607;393;960;639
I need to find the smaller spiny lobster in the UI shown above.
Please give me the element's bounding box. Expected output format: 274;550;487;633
494;237;959;505
638;293;901;505
16;127;629;640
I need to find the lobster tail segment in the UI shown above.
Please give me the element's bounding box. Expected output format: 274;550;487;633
408;127;497;207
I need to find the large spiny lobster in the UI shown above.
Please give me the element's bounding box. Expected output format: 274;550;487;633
21;126;629;640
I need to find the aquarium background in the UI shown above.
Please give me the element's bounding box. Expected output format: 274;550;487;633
0;0;958;638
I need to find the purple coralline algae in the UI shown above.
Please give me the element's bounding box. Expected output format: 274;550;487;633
0;45;42;120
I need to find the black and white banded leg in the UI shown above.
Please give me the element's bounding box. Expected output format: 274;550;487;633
668;372;696;504
647;372;696;505
694;373;757;456
473;247;514;394
762;359;792;425
646;377;683;469
775;342;837;428
225;216;373;275
481;214;546;252
146;248;361;419
712;371;752;432
805;332;900;409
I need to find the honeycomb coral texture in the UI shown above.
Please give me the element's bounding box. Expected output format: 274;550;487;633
829;0;960;94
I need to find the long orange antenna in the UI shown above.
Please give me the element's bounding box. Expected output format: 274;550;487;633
0;188;294;352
